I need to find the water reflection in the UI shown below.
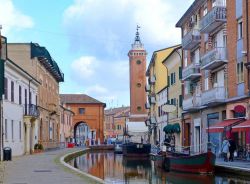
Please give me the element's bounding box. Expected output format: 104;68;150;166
68;151;250;184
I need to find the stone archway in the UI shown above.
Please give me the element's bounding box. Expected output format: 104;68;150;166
74;121;89;146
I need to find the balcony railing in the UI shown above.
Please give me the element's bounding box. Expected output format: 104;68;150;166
200;6;227;33
24;104;40;118
201;47;228;70
148;75;156;85
182;28;201;50
182;63;201;81
183;95;201;111
145;103;150;109
145;84;151;92
201;87;226;106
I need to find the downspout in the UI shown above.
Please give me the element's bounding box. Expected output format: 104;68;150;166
246;0;250;96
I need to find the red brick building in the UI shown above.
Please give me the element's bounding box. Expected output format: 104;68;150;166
60;94;106;144
176;0;250;156
128;26;148;122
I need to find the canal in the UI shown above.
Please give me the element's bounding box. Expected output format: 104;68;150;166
68;151;250;184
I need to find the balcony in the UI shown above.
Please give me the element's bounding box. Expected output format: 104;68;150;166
183;95;202;111
182;63;201;81
148;75;156;85
145;84;151;92
24;104;40;118
201;87;226;106
200;6;227;33
182;28;201;50
200;47;228;70
145;103;150;109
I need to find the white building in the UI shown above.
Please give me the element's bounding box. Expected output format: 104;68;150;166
156;88;168;146
3;59;39;156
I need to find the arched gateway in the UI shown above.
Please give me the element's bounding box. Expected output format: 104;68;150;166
74;121;89;145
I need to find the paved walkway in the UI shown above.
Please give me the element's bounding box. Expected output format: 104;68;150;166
4;148;96;184
216;158;250;172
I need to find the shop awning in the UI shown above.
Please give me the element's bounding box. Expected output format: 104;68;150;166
207;119;244;133
163;123;181;134
232;120;250;132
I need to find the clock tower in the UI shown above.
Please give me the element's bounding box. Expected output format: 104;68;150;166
128;26;147;122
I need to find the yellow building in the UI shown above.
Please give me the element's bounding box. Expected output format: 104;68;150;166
146;45;180;145
162;46;182;151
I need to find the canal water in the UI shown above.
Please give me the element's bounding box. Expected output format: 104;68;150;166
68;151;250;184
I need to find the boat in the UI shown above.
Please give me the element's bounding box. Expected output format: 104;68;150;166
122;142;151;157
163;151;216;174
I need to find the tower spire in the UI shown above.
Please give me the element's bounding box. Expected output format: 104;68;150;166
132;25;144;50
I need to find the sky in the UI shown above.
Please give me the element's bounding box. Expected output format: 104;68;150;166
0;0;193;108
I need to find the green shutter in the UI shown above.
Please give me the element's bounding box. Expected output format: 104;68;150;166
0;60;4;100
179;95;183;107
167;76;170;87
179;67;182;79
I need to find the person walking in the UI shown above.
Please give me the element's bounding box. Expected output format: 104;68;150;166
221;137;230;162
229;139;236;162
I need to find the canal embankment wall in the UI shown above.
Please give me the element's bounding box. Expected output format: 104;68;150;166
60;148;105;184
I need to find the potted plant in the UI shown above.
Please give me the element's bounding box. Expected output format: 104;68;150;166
34;143;44;153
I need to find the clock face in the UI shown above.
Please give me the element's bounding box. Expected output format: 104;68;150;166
136;60;141;65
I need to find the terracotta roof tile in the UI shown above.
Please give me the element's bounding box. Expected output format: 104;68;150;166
60;94;105;106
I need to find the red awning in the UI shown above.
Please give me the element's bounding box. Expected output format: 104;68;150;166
207;119;243;133
232;120;250;132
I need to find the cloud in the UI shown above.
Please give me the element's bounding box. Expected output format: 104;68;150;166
0;0;34;34
71;56;99;79
63;0;193;57
84;84;108;95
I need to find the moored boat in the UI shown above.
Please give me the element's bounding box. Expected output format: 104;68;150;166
122;142;151;157
164;151;216;174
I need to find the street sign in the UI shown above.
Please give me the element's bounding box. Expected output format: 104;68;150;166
162;104;176;113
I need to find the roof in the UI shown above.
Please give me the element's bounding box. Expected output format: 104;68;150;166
176;0;206;27
146;45;181;76
60;94;106;106
105;106;130;116
162;45;182;64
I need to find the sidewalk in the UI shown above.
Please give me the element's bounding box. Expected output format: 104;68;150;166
3;148;95;184
216;158;250;175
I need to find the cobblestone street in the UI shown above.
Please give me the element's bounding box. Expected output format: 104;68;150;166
3;148;96;184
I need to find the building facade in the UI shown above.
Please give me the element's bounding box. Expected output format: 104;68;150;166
146;46;179;145
104;107;130;140
162;46;183;151
59;103;74;146
176;0;250;155
60;94;106;145
3;59;39;156
7;43;64;150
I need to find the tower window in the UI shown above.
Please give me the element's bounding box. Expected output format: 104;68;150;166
137;106;142;111
136;60;141;65
136;83;141;88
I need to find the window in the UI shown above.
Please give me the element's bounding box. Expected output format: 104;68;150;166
11;81;14;102
136;83;141;88
170;73;176;85
137;106;142;111
11;120;14;140
5;119;7;140
205;78;209;90
4;77;8;100
136;60;141;65
19;86;22;105
179;95;183;107
212;0;216;7
25;89;27;114
238;19;243;40
19;121;22;140
29;91;32;105
203;4;208;16
79;108;85;114
179;67;182;80
237;62;244;83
